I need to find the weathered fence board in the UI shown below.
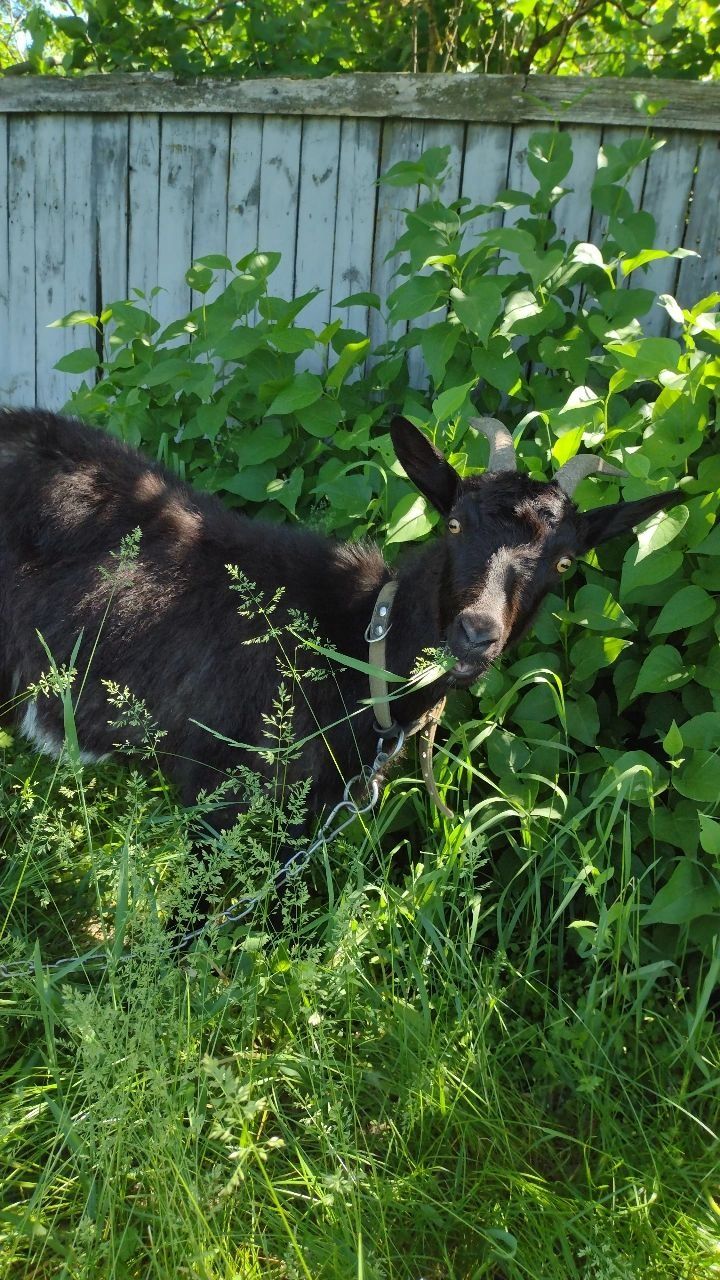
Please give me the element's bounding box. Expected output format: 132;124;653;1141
190;115;231;306
257;115;302;305
226;115;263;269
0;74;718;408
128;115;161;303
294;115;342;366
677;133;720;305
330;117;381;342
7;116;36;404
2;73;718;132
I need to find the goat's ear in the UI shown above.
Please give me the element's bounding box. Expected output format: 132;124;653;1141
578;489;686;551
389;418;461;516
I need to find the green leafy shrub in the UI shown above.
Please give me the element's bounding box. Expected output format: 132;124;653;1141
55;129;720;977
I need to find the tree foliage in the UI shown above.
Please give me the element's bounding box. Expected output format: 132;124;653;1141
4;0;718;79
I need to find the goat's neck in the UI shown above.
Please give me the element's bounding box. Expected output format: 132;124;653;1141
385;541;449;724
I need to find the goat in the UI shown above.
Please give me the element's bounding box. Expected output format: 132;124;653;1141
0;408;683;831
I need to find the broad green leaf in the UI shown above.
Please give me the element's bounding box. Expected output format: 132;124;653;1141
266;372;324;416
692;522;720;556
432;380;475;423
386;493;434;545
186;264;214;293
572;243;605;268
565;694;600;747
49;310;99;329
527;130;573;191
182;399;228;440
419;323;460;385
450;279;503;343
562;585;634;634
569;634;631;683
608;336;682;381
326;338;370;390
663;721;683;757
142;357;194;388
681;713;720;750
296;397;342;438
636;506;688;562
387;273;446;323
674;751;720;802
621;546;683;595
630;646;693;699
55;347;100;374
650;585;715;635
334;291;381;311
213;328;264;361
699;815;720;856
222;463;277;502
233;421;289;465
269;327;316;354
644;858;719;926
194;253;233;270
622;247;697;277
266;466;304;513
471;342;523;394
551;426;584;466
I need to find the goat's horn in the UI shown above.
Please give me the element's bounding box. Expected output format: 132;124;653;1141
554;455;626;498
470;416;517;473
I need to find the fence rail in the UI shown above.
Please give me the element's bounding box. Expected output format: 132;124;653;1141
1;73;718;408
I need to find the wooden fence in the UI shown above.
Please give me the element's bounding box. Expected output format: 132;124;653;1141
1;73;719;408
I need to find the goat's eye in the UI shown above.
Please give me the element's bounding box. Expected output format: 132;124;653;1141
556;556;573;574
448;518;461;535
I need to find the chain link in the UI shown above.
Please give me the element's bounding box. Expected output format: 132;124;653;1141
0;730;405;982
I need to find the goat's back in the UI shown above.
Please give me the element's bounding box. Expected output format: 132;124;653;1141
0;409;385;811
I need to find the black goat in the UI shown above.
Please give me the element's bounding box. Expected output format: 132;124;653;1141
0;408;683;825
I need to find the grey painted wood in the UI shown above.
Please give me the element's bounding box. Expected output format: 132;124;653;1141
2;73;718;131
294;116;341;370
35;117;69;408
461;122;512;233
638;131;699;335
128;115;161;304
258;115;302;304
63;115;96;387
677;132;720;308
369;118;426;353
156;115;196;332
94;116;130;312
554;125;601;250
330;117;381;341
5;117;36;404
226;114;262;265
0;116;9;396
190;115;231;304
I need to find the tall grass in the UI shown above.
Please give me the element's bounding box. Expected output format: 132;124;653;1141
1;692;718;1280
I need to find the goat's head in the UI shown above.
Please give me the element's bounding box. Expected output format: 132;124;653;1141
390;416;685;687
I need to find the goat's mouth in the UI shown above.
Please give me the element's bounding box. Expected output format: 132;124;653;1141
446;656;489;688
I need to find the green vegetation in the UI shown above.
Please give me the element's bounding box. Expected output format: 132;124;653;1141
1;134;719;1277
3;0;718;79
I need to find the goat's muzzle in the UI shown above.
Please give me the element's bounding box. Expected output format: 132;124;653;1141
446;612;503;685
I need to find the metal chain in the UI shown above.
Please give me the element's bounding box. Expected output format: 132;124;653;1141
0;729;405;983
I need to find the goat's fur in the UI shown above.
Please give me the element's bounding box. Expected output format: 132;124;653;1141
0;408;684;829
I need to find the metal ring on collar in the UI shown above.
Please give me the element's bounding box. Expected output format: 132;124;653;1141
364;618;393;645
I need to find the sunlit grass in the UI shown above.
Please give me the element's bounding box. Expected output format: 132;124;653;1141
0;721;718;1280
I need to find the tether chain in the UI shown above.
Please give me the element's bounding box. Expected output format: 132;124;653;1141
0;729;405;983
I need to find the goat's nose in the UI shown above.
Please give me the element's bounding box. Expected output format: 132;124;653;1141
459;615;501;650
